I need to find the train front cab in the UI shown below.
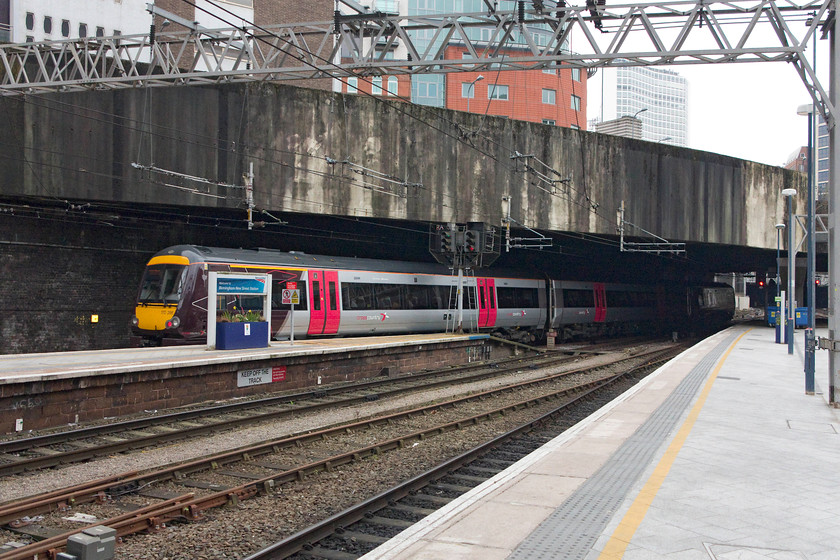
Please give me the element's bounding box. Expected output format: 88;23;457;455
131;254;191;345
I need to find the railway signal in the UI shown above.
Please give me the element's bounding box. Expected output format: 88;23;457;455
465;229;478;253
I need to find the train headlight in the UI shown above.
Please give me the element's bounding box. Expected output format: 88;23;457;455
166;316;181;329
131;316;139;326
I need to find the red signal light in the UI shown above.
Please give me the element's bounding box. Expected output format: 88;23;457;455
758;280;765;288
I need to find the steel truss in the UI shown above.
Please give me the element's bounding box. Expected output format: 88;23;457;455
0;0;835;122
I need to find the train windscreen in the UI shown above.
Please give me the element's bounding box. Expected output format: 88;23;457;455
138;264;186;304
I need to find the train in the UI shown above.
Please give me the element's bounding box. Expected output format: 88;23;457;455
130;245;736;347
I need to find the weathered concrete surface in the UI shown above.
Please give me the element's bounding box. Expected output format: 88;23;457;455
0;82;803;250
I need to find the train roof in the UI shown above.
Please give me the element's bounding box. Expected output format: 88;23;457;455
151;245;536;278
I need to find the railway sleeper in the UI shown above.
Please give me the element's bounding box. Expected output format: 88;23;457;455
301;546;358;560
337;530;388;545
409;493;453;506
427;481;475;494
444;473;488;485
362;515;414;529
385;503;437;517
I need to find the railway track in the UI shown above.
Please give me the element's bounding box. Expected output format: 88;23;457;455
0;338;643;477
245;356;665;560
0;343;681;560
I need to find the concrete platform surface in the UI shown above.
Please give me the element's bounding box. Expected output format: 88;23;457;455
0;333;485;383
363;324;840;560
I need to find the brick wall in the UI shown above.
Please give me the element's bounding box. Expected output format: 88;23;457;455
0;214;150;354
0;338;518;433
254;0;333;91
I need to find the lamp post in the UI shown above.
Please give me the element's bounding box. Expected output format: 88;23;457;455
782;188;797;355
776;222;785;344
632;108;648;119
466;75;484;113
657;136;672;143
797;103;817;394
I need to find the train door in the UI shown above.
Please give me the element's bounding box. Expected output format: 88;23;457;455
477;278;498;328
477;278;488;327
594;282;607;322
486;279;497;327
307;269;341;335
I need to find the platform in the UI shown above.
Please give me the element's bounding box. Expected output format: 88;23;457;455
0;333;505;434
0;333;490;383
364;324;840;560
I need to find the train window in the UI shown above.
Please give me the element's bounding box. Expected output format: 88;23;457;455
607;290;628;307
497;287;539;308
342;283;375;310
329;282;338;310
312;281;321;311
375;284;403;310
606;290;655;308
519;288;538;308
342;283;454;311
138;264;185;304
450;286;476;309
489;287;496;309
404;284;431;309
562;289;594;308
271;279;308;311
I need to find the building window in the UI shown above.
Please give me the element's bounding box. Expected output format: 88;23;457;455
96;26;105;37
571;94;581;111
570;124;580;130
26;36;34;42
347;77;358;94
43;16;52;34
488;84;509;100
79;23;88;37
542;119;556;125
61;20;70;37
542;89;556;105
377;0;398;11
572;68;581;81
372;76;383;95
543;68;556;75
25;12;34;31
461;82;477;98
387;77;398;96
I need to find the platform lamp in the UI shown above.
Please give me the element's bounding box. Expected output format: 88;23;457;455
466;75;484;113
782;187;798;355
797;103;817;394
775;222;786;345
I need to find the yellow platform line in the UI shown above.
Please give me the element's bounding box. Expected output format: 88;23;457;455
597;329;751;559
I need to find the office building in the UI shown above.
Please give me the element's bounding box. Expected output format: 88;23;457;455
595;63;687;146
337;0;587;129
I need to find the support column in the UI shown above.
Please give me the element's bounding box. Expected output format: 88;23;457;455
829;24;839;405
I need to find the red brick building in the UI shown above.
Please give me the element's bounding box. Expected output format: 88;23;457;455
443;46;587;129
338;44;587;130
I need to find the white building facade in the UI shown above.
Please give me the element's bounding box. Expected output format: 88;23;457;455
3;0;254;45
597;64;688;147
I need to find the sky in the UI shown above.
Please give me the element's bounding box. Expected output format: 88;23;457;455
581;20;830;168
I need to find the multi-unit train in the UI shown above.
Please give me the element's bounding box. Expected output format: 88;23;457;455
130;245;735;347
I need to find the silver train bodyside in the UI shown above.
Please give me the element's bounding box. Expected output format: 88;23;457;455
130;245;735;346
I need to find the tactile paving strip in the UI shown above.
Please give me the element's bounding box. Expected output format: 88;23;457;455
508;332;739;560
